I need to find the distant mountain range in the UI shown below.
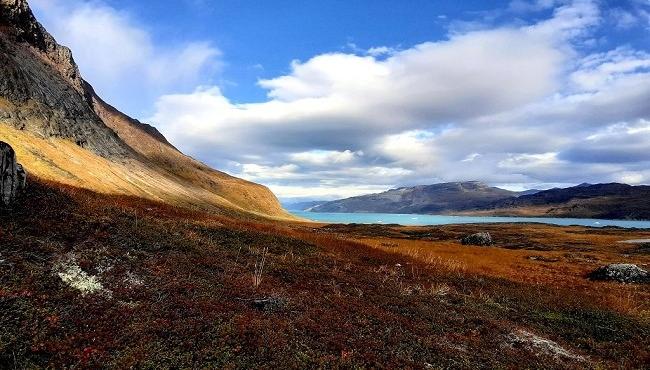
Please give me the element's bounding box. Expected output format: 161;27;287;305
308;181;650;220
311;181;519;213
473;182;650;220
282;200;327;211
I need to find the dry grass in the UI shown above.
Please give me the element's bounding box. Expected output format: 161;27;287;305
0;123;294;220
352;225;650;318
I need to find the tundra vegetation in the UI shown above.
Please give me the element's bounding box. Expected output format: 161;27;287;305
0;179;648;368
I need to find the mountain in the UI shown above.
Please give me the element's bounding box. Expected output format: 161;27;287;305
0;0;292;219
475;183;650;220
517;189;544;196
311;181;650;220
311;181;517;214
282;200;328;211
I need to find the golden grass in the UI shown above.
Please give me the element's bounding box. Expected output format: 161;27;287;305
341;224;650;318
0;124;296;220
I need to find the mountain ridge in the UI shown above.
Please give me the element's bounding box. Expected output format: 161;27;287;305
311;181;517;214
472;182;650;220
310;181;650;220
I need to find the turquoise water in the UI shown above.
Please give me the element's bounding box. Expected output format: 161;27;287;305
292;211;650;229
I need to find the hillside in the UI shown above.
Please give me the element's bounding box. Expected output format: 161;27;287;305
311;181;517;214
310;182;650;220
470;183;650;220
0;0;292;219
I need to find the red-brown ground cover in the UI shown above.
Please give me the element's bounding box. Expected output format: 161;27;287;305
1;179;648;368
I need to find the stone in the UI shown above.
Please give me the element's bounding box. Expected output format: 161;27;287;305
251;296;288;312
461;232;493;246
1;141;17;204
588;264;648;284
15;162;26;190
1;141;23;205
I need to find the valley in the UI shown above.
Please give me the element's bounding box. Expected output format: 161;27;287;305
1;0;649;368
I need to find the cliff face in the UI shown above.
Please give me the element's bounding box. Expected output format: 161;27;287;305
0;0;292;219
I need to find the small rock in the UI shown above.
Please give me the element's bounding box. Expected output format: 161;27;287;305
251;296;288;312
505;329;584;362
527;255;560;263
588;263;648;284
461;232;493;246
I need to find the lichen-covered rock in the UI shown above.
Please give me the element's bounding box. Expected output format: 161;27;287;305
461;232;493;246
1;141;24;205
588;264;649;284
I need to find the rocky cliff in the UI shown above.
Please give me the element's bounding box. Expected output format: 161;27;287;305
0;0;292;219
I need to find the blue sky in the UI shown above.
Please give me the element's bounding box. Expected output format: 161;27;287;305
31;0;650;200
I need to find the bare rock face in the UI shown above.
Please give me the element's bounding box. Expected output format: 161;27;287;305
588;264;648;284
0;0;129;158
461;232;493;246
0;141;25;205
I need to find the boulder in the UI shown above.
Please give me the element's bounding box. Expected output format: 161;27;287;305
0;141;26;205
588;264;648;284
461;232;493;246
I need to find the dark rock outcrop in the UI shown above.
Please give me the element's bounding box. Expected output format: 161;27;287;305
0;141;25;205
461;232;493;246
588;264;648;284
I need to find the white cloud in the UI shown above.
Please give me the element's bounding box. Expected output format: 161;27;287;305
146;0;649;199
617;171;647;185
30;0;221;116
290;150;361;166
366;46;398;57
571;48;650;91
498;152;562;169
239;164;303;180
462;153;482;162
268;184;392;200
32;0;646;199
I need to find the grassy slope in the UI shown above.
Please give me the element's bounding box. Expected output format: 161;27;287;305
0;179;648;368
0;123;294;220
89;92;293;220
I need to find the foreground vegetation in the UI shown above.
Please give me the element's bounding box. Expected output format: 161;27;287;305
0;180;648;368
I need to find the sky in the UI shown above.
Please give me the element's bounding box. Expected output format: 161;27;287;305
30;0;650;201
